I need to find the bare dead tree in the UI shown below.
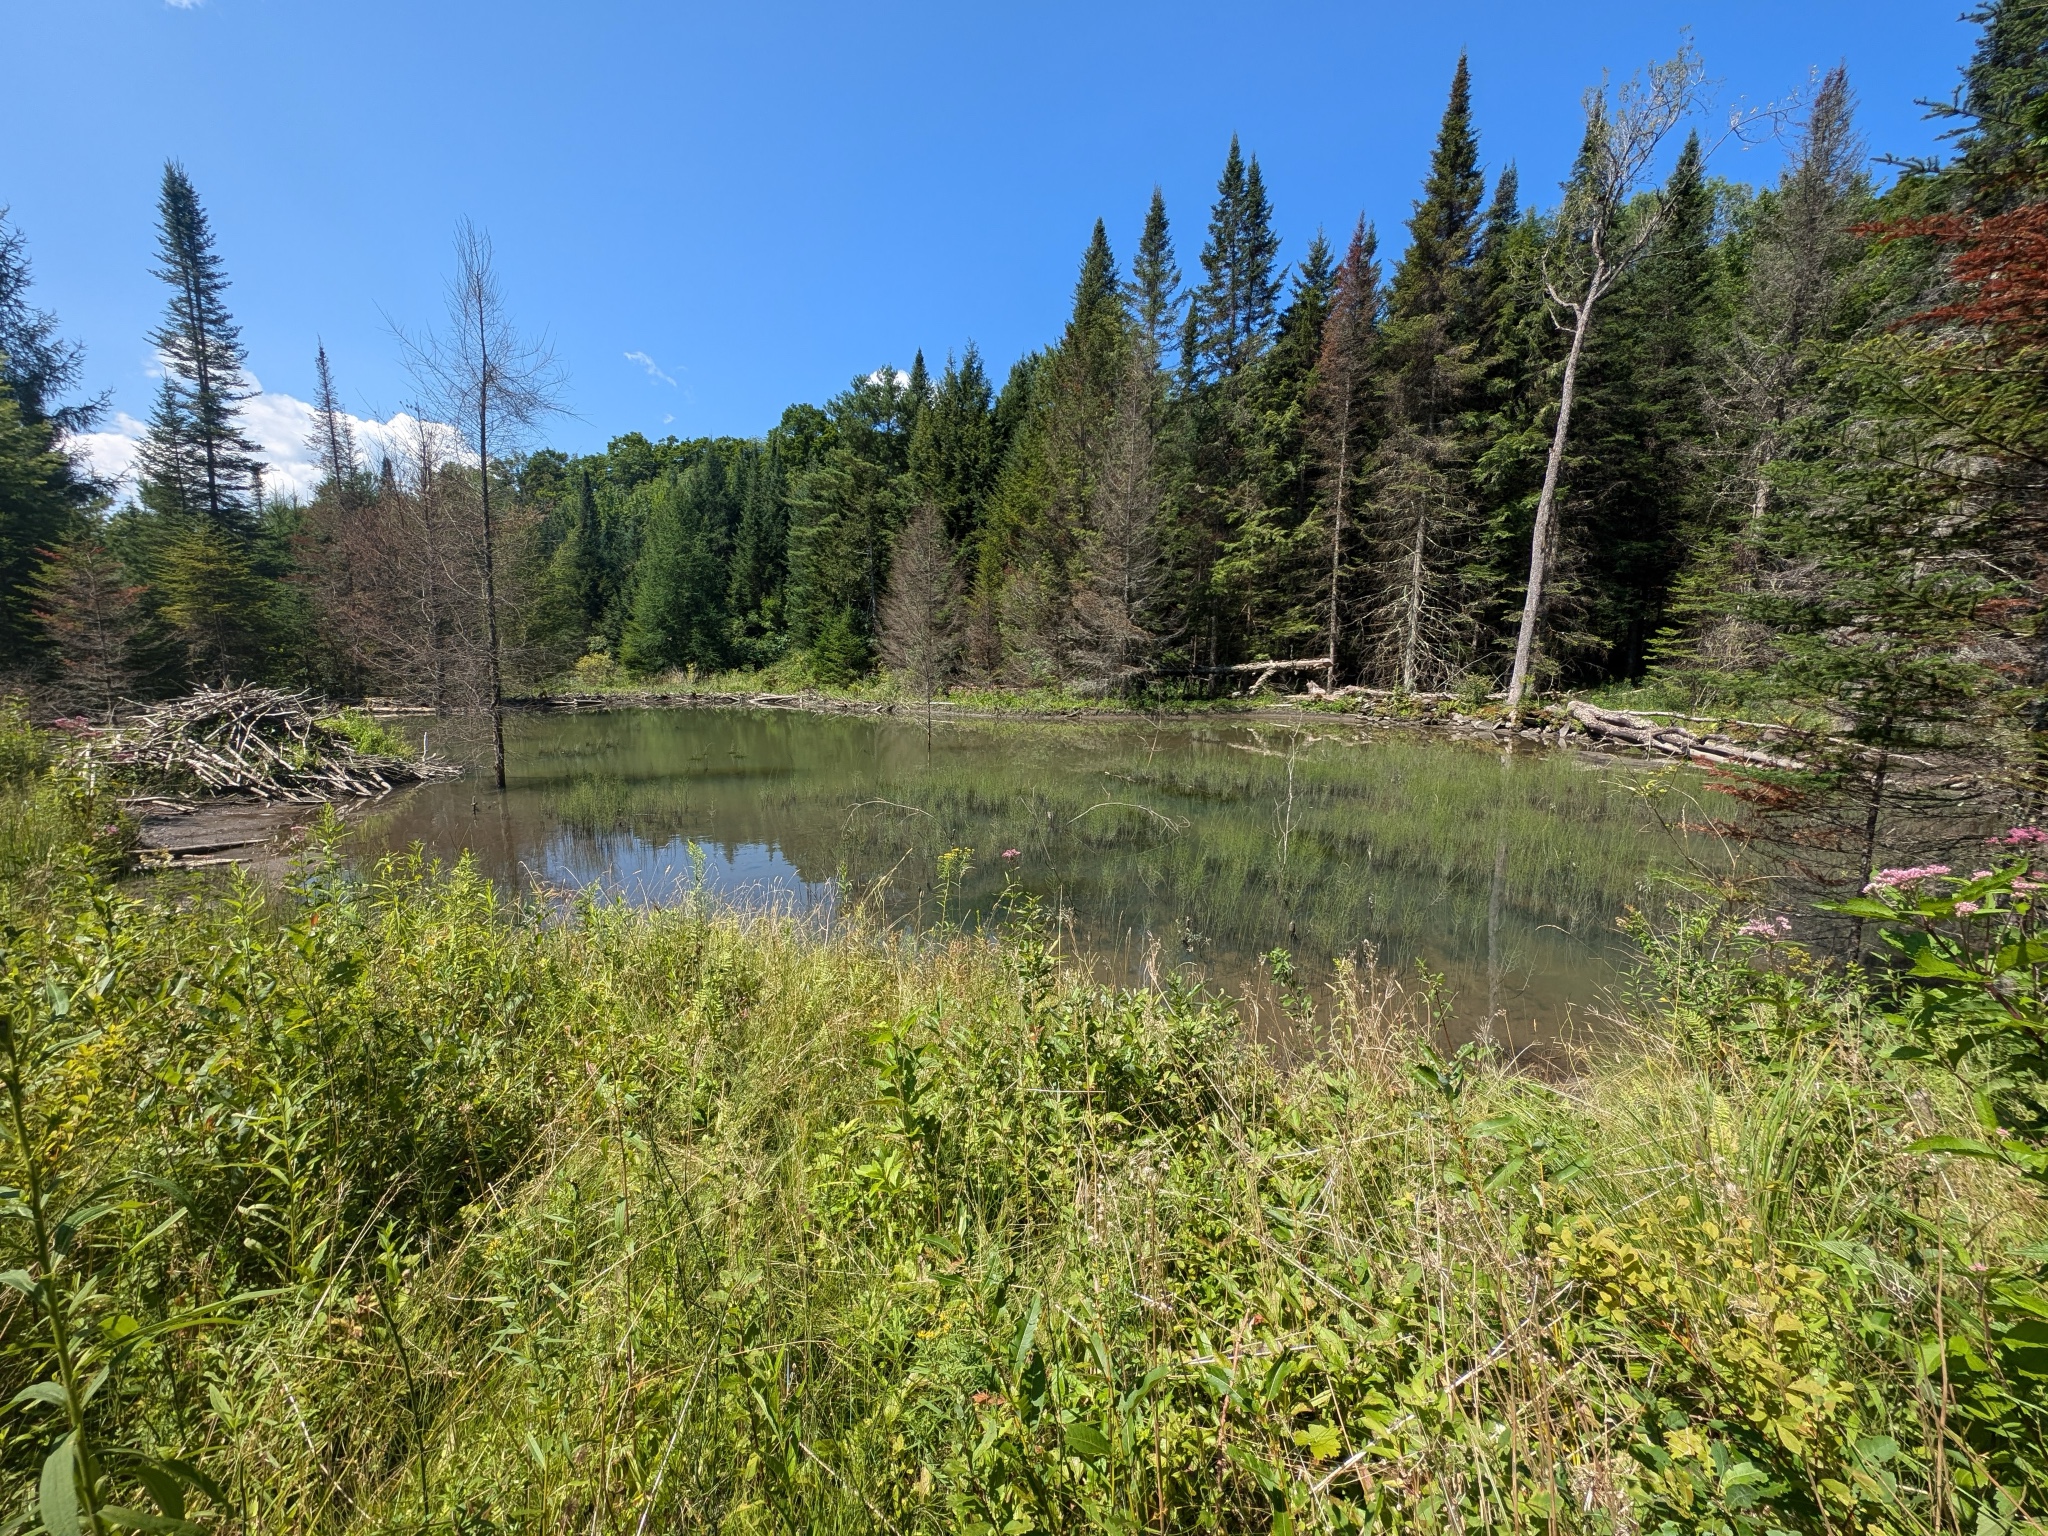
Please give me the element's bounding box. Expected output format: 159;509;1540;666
1503;45;1708;719
1071;347;1166;692
399;222;564;789
1363;438;1467;690
878;503;963;739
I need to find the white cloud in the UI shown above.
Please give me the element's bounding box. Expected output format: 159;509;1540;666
70;391;464;505
164;0;203;8
625;350;677;387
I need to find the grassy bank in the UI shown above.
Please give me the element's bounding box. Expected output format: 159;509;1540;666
0;716;2043;1534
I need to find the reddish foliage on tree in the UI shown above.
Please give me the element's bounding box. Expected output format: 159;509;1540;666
1871;203;2048;349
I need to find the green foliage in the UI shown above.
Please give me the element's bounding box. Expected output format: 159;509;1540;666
316;708;414;760
0;699;2042;1531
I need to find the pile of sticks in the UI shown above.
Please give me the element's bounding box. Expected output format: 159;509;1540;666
86;686;462;802
1563;700;1808;770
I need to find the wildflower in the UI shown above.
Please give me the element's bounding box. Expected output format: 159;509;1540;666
1954;901;1981;916
1972;870;1994;880
1001;848;1020;859
1992;826;2048;846
2015;878;2042;894
1738;915;1793;939
1864;865;1951;894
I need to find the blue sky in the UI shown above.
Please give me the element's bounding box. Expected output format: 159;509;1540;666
2;0;1986;496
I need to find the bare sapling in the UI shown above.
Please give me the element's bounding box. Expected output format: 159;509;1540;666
400;222;564;790
1503;45;1707;720
878;503;964;742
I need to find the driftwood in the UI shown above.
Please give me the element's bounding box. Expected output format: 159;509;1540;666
82;686;463;803
1563;700;1807;770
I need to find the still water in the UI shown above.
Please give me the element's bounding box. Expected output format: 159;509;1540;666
353;707;1701;1041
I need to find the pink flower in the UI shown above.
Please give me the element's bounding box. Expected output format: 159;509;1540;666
2015;878;2042;894
1864;865;1951;894
1954;901;1981;916
1738;915;1793;939
1001;849;1020;859
1993;826;2048;847
1972;870;1995;880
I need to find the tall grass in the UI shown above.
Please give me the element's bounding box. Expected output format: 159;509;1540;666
0;740;2041;1532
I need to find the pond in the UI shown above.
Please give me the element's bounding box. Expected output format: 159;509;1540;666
352;707;1707;1044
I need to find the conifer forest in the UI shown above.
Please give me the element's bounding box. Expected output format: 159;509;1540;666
3;8;2048;1535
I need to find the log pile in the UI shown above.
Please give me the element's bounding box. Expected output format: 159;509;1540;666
84;687;462;802
1562;700;1807;770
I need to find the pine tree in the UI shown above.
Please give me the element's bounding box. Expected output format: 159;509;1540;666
137;163;263;533
1126;187;1182;372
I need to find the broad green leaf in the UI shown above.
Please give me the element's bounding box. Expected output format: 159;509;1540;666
40;1435;81;1536
9;1380;67;1411
127;1458;185;1521
1063;1422;1111;1460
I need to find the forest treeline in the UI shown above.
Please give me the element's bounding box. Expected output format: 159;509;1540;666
2;7;2046;773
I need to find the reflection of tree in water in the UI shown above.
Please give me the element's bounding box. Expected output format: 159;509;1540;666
356;708;1694;1034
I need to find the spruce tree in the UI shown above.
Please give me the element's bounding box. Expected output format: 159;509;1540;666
0;214;96;661
1186;137;1284;383
622;459;732;673
1312;218;1382;682
137;162;263;534
1127;187;1182;372
1565;132;1721;681
908;345;998;545
309;342;359;501
0;208;104;433
1389;54;1487;328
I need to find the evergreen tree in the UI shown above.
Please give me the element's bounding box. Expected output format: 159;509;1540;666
1933;0;2048;209
727;443;789;658
0;208;105;434
908;345;998;546
308;342;360;501
1563;132;1722;682
1217;231;1335;661
1389;54;1488;328
0;376;85;665
1185;138;1284;384
28;536;141;719
1126;187;1182;372
136;162;264;533
1311;218;1383;682
622;458;732;673
154;518;272;682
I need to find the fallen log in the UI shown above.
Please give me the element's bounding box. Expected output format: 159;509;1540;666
1563;700;1807;770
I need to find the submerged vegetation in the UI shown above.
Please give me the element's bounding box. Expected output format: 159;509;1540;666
0;715;2044;1534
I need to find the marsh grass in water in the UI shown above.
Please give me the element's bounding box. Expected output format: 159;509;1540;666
357;708;1700;1037
0;719;2044;1532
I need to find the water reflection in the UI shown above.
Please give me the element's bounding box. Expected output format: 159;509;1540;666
351;707;1697;1039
